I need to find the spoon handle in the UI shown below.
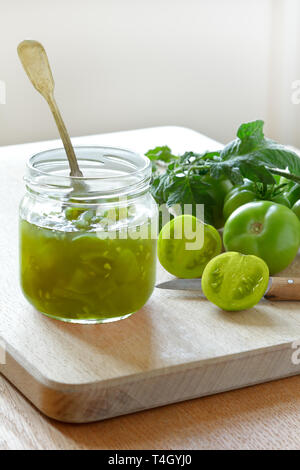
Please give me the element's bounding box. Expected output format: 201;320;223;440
18;40;83;178
47;93;83;177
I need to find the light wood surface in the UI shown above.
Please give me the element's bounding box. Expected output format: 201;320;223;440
1;127;300;424
1;373;300;450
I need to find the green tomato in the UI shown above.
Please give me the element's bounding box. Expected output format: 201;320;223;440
224;186;243;205
223;190;257;220
225;180;254;200
223;201;300;274
271;194;290;208
158;215;222;278
202;176;233;229
202;251;269;311
223;183;291;221
292;200;300;221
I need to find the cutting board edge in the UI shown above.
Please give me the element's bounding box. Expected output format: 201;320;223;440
1;337;296;391
1;339;299;423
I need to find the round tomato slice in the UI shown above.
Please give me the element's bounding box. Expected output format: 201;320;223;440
158;215;222;278
202;251;269;311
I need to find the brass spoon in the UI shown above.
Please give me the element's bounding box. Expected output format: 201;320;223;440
17;40;83;177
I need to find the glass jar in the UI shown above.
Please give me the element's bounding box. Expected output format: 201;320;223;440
19;146;158;324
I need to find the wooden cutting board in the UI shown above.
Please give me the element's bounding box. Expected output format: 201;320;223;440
1;126;300;423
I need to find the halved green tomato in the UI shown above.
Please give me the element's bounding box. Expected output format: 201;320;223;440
158;215;222;278
202;251;269;311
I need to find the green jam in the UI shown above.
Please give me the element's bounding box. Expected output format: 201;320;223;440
20;214;157;322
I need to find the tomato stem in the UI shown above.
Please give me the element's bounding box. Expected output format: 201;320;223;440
268;168;300;184
250;222;263;234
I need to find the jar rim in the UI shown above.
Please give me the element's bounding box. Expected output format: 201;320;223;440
27;145;151;181
25;145;152;202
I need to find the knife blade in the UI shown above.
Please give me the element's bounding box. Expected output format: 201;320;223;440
156;278;204;293
156;277;300;301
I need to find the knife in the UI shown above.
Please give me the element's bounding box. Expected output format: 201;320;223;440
156;277;300;301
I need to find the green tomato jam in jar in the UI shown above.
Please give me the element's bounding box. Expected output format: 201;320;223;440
20;147;158;323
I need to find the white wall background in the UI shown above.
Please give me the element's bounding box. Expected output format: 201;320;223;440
0;0;299;148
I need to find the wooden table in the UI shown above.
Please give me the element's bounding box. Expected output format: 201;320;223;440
1;127;300;449
1;373;300;450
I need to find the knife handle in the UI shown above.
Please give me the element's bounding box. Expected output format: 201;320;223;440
264;277;300;301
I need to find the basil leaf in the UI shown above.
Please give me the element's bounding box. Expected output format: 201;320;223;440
221;120;300;179
148;119;300;229
165;173;214;207
145;146;177;163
